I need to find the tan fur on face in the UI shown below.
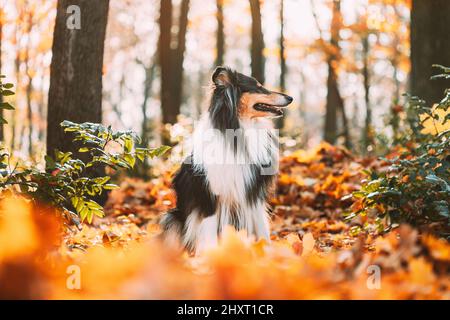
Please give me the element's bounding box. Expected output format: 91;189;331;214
239;92;283;119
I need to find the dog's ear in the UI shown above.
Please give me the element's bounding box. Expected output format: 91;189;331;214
212;66;231;86
209;67;239;131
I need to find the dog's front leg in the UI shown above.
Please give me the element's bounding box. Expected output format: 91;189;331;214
195;214;219;254
252;202;271;241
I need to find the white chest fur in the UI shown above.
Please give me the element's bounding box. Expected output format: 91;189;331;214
192;115;277;204
183;115;276;252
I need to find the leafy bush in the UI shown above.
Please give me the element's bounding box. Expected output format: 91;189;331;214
0;75;15;124
347;65;450;238
0;77;170;226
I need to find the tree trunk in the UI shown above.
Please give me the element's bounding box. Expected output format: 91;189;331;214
215;0;225;67
298;72;308;145
172;0;189;120
38;69;46;141
275;0;286;129
249;0;265;84
158;0;190;125
362;35;372;153
279;0;286;92
324;0;342;145
47;0;109;157
26;73;33;156
137;61;156;179
338;88;351;150
24;12;33;156
158;0;173;124
411;0;450;105
11;24;21;151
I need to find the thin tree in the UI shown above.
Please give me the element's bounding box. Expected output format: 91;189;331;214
325;0;341;145
24;10;34;156
215;0;225;67
390;4;402;104
37;68;46;141
411;0;450;105
172;0;189;120
275;0;287;129
11;10;24;151
158;0;190;125
47;0;109;156
361;29;371;153
249;0;265;84
312;0;350;147
136;57;157;178
279;0;286;93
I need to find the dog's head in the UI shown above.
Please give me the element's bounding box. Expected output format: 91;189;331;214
209;66;293;131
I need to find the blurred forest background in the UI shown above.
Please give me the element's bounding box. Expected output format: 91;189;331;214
0;0;448;162
1;0;450;299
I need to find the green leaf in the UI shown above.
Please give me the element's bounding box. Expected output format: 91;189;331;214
103;184;119;190
0;102;14;110
71;197;81;210
124;137;133;153
367;191;381;199
123;153;136;168
86;210;94;224
2;90;14;96
93;176;110;185
2;83;14;89
45;155;56;170
149;145;171;158
85;199;103;210
93;209;104;218
79;206;88;222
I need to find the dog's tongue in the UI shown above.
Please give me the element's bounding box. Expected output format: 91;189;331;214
254;103;284;116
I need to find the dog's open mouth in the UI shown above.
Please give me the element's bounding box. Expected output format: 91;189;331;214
253;103;287;117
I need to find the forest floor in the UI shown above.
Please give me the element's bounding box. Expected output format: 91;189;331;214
1;143;449;299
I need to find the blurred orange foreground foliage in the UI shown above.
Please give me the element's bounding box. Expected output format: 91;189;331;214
0;143;449;299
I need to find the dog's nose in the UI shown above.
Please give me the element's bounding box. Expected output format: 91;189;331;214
285;95;293;103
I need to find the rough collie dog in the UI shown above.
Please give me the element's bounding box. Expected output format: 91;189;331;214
161;66;293;253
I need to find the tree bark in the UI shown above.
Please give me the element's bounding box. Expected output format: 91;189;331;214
24;12;33;156
324;61;338;144
279;0;286;92
11;23;21;151
215;0;225;67
249;0;265;84
362;35;372;152
411;0;450;105
275;0;286;129
324;0;340;144
158;0;173;124
323;0;349;148
158;0;190;125
47;0;109;157
38;71;46;142
137;59;156;179
172;0;189;120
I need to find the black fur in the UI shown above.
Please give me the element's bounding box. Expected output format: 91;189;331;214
172;156;216;220
160;159;216;240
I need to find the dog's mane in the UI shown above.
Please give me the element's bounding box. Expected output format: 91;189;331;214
209;68;240;132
